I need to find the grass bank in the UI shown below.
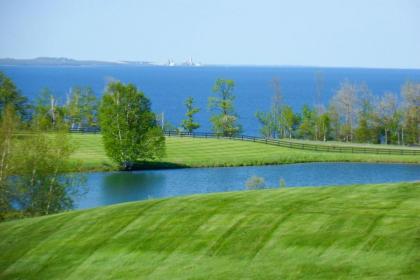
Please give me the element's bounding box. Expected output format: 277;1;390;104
70;134;420;171
1;182;419;279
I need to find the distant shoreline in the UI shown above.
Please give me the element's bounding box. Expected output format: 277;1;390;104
1;57;420;70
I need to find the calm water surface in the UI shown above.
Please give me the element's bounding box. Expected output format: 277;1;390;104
75;163;420;209
2;66;420;135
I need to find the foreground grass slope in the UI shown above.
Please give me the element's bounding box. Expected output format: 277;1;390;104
1;182;419;279
70;134;420;171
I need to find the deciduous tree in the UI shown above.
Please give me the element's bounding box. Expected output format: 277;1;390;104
401;82;420;144
99;82;165;169
181;96;200;133
0;72;28;118
66;87;98;128
209;79;241;136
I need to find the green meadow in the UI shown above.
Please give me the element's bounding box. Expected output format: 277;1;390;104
1;182;419;279
70;134;420;171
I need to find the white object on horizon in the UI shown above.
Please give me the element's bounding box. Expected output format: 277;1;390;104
167;59;175;66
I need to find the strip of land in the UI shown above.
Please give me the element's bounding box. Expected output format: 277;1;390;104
70;134;420;171
1;182;419;279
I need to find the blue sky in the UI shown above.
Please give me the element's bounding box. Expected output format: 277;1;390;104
0;0;419;68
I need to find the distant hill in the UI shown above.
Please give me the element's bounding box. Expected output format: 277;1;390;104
0;57;154;66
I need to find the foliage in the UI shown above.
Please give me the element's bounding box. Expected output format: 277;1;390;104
32;88;66;130
256;80;419;145
65;86;98;128
317;112;331;141
256;78;283;138
245;175;266;190
12;132;85;216
279;178;286;188
255;111;275;138
0;72;28;119
330;81;359;142
401;82;420;144
99;82;165;169
280;105;298;139
181;96;200;133
0;106;17;220
355;87;376;143
298;105;317;139
209;79;241;136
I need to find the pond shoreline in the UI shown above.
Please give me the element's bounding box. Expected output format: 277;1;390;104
76;162;420;209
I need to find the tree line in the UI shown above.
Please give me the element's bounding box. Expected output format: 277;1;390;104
254;79;419;145
182;77;419;146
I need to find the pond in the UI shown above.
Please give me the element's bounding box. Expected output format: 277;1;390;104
75;163;420;209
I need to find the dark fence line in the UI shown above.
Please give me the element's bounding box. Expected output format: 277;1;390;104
68;128;420;156
69;127;101;134
164;130;420;156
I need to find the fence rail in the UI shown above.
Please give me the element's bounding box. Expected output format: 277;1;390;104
163;130;420;156
68;128;420;156
69;127;101;133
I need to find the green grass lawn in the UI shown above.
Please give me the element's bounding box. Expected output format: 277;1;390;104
1;182;419;279
70;134;420;171
284;138;420;150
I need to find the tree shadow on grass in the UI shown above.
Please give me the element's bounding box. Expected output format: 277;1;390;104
124;161;189;171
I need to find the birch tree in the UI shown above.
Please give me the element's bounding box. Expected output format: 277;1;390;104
99;82;165;170
376;92;401;144
33;89;65;130
355;84;376;143
0;105;17;220
256;78;284;138
330;81;358;142
401;82;420;144
66;87;98;128
12;132;84;216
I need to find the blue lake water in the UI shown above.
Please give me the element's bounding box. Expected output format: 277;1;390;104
75;163;420;209
1;65;420;135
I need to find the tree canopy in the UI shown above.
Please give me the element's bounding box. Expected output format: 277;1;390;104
209;79;241;136
99;82;165;169
181;96;200;133
0;72;28;119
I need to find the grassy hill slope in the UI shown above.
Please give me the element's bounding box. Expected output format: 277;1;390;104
1;182;419;279
70;134;420;171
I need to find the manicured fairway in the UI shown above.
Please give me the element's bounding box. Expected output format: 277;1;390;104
1;182;419;279
70;134;420;171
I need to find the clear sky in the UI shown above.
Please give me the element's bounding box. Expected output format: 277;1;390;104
0;0;419;68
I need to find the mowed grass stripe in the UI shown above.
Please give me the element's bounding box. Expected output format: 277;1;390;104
0;182;419;279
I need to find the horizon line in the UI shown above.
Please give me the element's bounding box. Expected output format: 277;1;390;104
1;56;420;71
